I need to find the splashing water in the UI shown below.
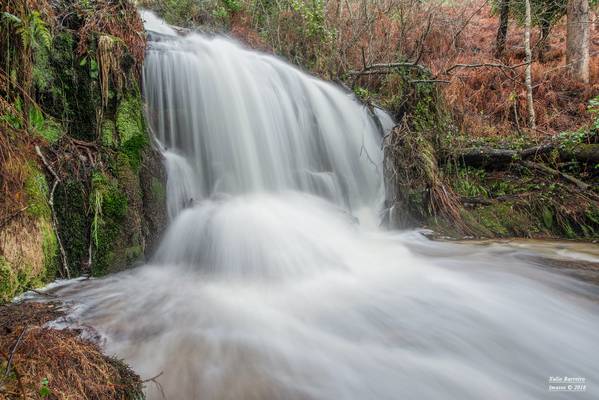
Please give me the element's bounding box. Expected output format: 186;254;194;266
51;11;599;400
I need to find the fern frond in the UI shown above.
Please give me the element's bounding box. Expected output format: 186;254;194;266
1;12;22;25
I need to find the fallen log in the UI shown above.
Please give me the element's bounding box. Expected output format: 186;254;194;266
559;144;599;164
452;143;599;167
452;147;517;167
520;161;591;192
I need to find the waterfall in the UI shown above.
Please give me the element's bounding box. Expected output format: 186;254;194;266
143;27;385;220
51;11;599;400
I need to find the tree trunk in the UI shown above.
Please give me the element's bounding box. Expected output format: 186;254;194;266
524;0;536;130
495;0;510;56
538;19;551;62
566;0;590;83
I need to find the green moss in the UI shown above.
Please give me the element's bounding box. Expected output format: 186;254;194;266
24;165;51;219
151;177;167;205
0;255;50;304
0;257;19;303
90;171;129;276
542;207;554;229
472;205;510;237
41;219;58;281
116;95;148;170
45;32;99;140
101;119;117;147
55;180;88;276
33;41;53;92
124;245;143;262
468;202;539;238
39;119;63;143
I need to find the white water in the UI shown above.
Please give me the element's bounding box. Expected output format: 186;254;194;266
50;11;599;399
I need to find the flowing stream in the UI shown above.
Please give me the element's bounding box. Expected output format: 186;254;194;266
49;12;599;399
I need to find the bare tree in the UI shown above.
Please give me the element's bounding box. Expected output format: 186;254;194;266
524;0;536;129
495;0;510;56
566;0;590;82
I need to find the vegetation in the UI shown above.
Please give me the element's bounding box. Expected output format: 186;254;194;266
135;0;598;239
0;301;145;399
0;0;597;397
0;0;166;301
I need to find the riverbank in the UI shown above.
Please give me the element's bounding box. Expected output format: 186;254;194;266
0;300;145;399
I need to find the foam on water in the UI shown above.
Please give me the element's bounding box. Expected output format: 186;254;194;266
50;11;599;400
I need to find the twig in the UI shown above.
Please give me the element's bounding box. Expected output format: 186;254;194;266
441;61;528;75
0;349;25;400
28;289;57;298
410;79;450;84
520;160;593;193
4;328;28;379
141;371;164;383
347;62;429;77
413;12;433;66
142;371;166;399
452;0;489;47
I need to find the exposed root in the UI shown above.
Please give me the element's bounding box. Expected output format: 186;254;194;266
384;117;476;235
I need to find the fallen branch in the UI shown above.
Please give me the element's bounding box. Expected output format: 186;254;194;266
4;328;29;379
142;371;165;399
441;61;529;75
347;62;429;77
520;160;591;192
410;79;451;84
0;348;25;400
460;193;524;205
453;143;599;166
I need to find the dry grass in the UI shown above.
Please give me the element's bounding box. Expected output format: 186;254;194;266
0;302;144;400
77;0;146;67
434;2;599;137
384;119;479;235
229;0;598;137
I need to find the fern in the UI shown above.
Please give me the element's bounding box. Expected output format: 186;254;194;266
29;11;51;49
1;12;22;25
4;10;51;51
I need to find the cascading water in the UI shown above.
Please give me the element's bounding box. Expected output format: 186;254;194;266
50;11;599;400
144;28;389;219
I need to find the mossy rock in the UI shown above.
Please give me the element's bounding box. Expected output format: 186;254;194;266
55;179;89;275
101;118;117;147
139;147;168;256
90;171;129;276
24;164;51;219
116;95;148;170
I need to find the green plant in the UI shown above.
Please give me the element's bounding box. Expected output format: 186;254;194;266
39;377;51;398
222;0;242;13
588;95;599;131
2;10;51;52
290;0;332;40
452;167;489;198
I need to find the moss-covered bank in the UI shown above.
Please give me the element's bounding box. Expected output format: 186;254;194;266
0;0;167;302
380;70;599;240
